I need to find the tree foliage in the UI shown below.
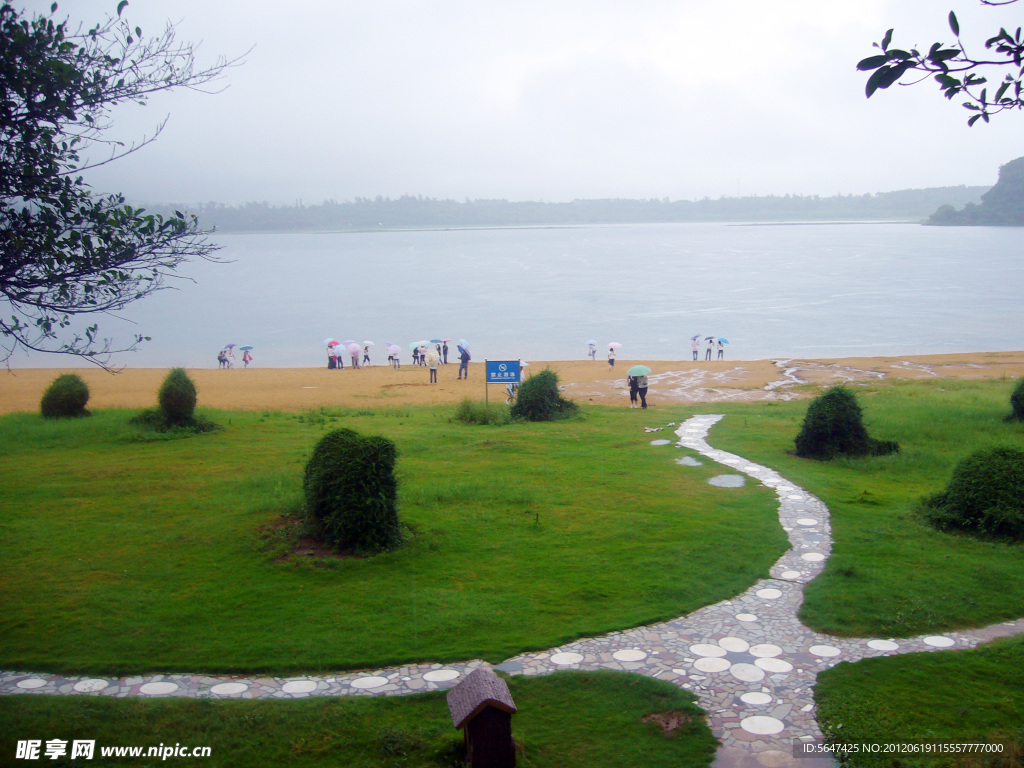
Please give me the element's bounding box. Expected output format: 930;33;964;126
858;0;1023;125
40;372;89;418
303;428;402;554
794;386;899;461
922;446;1024;540
0;2;239;368
510;368;579;422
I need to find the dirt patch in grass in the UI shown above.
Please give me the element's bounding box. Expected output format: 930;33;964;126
642;710;697;734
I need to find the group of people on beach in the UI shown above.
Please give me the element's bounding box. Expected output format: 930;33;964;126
327;340;471;384
217;346;252;368
327;344;371;370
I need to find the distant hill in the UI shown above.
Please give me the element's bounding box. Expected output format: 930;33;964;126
929;157;1024;226
149;186;989;232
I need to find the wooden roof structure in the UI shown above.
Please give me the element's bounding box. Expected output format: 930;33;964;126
446;668;517;730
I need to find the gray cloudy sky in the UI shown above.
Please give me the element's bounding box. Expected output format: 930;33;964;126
23;0;1024;204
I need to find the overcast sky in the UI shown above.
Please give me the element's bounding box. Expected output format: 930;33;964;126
21;0;1024;204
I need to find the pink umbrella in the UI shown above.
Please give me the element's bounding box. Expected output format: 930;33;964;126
346;342;361;357
387;344;401;356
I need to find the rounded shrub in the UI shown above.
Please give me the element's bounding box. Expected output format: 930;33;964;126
794;385;899;460
158;368;197;425
510;368;578;422
1008;377;1024;422
40;373;90;419
303;428;402;554
922;446;1024;541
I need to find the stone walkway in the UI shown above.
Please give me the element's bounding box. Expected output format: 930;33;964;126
4;414;1023;767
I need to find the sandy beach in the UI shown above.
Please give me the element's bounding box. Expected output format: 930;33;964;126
3;352;1024;416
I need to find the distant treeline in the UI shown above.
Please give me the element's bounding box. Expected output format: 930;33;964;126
152;187;988;232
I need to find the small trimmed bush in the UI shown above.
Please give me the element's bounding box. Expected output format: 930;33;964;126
158;368;197;426
303;428;402;554
453;398;511;425
510;368;578;422
922;446;1024;541
1008;378;1024;422
794;386;899;460
40;374;90;419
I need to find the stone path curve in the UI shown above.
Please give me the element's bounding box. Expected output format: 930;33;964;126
4;414;1024;768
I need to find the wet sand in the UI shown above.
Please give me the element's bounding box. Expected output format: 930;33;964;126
3;351;1024;415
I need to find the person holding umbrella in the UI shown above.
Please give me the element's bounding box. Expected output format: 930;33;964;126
705;337;714;361
457;343;471;379
425;348;440;384
628;364;651;409
608;345;616;368
717;339;725;360
691;335;700;361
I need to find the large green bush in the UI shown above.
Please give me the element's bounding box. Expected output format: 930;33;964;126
794;385;899;460
922;446;1024;541
303;428;402;554
40;374;90;419
158;368;197;425
510;368;578;422
1008;377;1024;422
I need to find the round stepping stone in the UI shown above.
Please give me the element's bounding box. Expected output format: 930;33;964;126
73;679;109;693
690;644;728;658
139;681;178;695
282;680;318;694
694;657;731;673
787;494;804;500
210;682;248;695
350;676;388;689
650;439;671;446
755;657;794;673
809;645;842;657
736;613;758;622
718;637;750;653
729;663;765;682
708;474;745;488
741;715;785;735
749;643;783;658
612;649;647;662
796;518;819;526
780;570;801;580
549;652;584;665
16;678;47;690
740;691;773;706
423;669;460;682
923;636;955;648
756;588;782;600
801;552;825;562
867;639;900;652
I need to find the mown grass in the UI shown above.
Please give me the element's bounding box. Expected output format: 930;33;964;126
0;671;718;768
814;636;1024;768
0;403;785;675
709;378;1024;638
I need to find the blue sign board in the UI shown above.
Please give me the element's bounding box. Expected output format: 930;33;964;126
486;360;521;384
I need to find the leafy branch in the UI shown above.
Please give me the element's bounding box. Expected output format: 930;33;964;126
857;1;1023;125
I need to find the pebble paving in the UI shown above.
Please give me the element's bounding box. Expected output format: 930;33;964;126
4;414;1024;768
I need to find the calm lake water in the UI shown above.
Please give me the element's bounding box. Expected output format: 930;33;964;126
15;221;1024;368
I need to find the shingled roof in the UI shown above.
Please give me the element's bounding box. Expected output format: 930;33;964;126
446;668;517;730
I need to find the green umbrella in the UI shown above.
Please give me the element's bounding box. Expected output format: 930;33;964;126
627;365;651;376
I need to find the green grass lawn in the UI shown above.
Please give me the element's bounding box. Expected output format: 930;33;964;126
815;636;1024;768
0;670;718;768
0;403;785;674
5;379;1024;766
710;378;1024;638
